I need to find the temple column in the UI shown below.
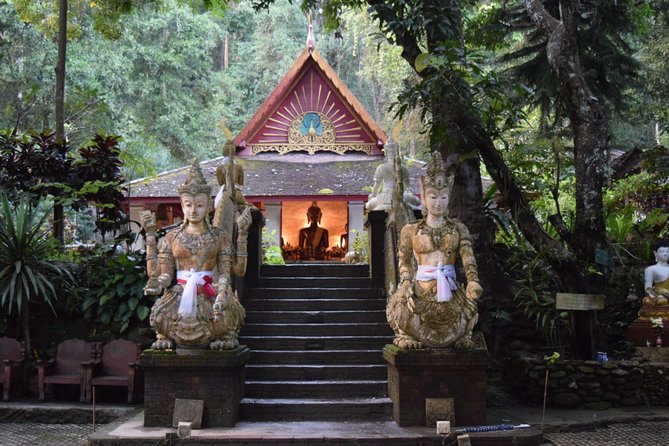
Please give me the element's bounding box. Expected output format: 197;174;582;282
264;203;282;246
347;201;364;251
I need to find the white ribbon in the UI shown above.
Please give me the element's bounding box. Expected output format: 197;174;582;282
416;262;457;302
214;185;225;209
177;269;214;316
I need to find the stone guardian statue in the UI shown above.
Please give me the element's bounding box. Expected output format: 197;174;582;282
386;152;483;349
141;160;245;351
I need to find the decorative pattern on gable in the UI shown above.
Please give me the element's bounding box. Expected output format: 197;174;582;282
235;48;386;157
249;63;376;155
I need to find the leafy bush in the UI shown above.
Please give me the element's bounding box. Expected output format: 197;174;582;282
77;247;153;336
261;227;285;264
350;229;370;264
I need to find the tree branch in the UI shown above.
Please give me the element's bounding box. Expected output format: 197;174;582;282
366;0;423;70
524;0;560;35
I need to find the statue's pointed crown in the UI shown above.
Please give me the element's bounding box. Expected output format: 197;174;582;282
420;151;454;192
222;139;235;157
178;159;212;196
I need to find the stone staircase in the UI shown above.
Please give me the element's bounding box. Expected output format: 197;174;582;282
238;263;394;421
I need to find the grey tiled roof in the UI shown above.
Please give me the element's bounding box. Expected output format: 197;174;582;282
128;153;424;199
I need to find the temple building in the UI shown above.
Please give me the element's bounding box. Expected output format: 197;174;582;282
126;29;420;261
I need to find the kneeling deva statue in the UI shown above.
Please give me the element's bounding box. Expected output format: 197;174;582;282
387;152;483;349
142;160;246;350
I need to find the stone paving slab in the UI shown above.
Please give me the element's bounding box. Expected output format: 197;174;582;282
86;411;544;446
0;422;91;446
545;420;669;445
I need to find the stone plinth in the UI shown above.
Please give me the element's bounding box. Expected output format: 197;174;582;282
140;346;250;428
384;344;490;427
637;346;669;362
626;312;668;346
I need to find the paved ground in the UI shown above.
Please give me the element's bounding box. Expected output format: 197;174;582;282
1;402;669;445
0;422;92;446
2;418;669;445
544;421;669;445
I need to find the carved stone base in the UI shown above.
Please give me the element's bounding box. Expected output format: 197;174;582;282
383;344;490;427
140;346;250;428
627;311;668;346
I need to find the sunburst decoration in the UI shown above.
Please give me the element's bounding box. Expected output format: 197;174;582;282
254;68;372;154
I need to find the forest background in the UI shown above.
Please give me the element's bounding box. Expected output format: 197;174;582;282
1;0;669;358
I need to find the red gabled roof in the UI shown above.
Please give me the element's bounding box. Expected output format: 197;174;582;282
234;48;386;156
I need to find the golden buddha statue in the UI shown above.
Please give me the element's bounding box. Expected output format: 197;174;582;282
386;152;483;349
141;160;245;350
298;202;329;260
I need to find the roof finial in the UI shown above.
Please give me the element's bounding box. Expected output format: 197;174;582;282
306;13;316;52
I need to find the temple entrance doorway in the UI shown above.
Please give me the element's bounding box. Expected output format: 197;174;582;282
280;200;348;262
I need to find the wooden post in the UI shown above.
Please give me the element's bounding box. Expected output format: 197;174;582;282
368;210;387;288
242;208;264;290
556;293;604;360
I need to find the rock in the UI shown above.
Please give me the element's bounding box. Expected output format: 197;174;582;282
620;396;643;406
582;401;611;410
552;392;582;408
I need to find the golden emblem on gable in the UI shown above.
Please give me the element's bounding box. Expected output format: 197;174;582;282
288;112;336;145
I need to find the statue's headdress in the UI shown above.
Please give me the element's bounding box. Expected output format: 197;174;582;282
222;139;235;158
383;138;398;161
307;201;322;224
419;151;454;194
178;159;212;197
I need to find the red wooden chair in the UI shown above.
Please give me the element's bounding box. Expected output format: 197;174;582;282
0;336;26;401
37;339;96;402
87;339;139;403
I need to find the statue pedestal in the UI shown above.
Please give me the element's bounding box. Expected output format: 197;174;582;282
140;346;250;427
626;308;669;346
383;345;490;427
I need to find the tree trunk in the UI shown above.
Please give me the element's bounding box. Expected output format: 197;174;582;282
525;0;608;287
53;0;67;244
20;300;32;361
55;0;67;142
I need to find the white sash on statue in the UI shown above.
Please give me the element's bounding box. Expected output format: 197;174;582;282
177;269;214;316
416;262;457;302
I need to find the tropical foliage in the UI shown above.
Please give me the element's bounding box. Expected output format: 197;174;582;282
0;193;72;357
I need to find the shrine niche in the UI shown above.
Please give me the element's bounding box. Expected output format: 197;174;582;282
281;201;348;261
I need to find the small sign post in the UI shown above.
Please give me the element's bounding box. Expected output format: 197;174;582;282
556;293;605;360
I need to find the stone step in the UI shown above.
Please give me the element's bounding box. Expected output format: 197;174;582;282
242;323;392;337
247;349;385;365
245;310;386;324
245;380;387;399
257;277;373;288
260;264;369;277
243;298;386;312
246;364;387;381
244;287;383;299
238;397;393;422
240;336;392;350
